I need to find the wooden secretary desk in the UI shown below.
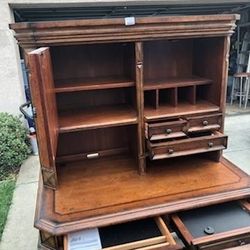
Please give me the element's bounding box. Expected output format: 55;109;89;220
10;14;250;250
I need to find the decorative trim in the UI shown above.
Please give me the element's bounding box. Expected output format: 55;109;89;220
41;167;57;189
9;14;239;48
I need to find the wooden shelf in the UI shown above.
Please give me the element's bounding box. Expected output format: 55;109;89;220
55;77;135;93
144;76;212;90
144;100;219;121
59;105;138;133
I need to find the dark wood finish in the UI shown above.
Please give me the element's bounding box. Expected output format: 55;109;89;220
51;43;135;89
147;131;227;160
58;105;138;132
10;15;239;48
144;100;220;121
146;119;187;141
186;113;223;133
55;77;135;93
28;47;58;188
144;76;212;90
11;14;249;250
135;42;146;174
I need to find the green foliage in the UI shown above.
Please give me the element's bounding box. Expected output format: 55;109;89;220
0;178;16;240
0;113;30;180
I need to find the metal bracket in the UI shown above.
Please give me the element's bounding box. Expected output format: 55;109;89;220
41;167;57;189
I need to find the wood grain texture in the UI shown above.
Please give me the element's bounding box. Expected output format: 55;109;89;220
34;157;250;235
144;76;212;90
147;131;227;160
10;14;239;48
144;100;220;121
19;15;247;247
58;105;138;132
55;77;135;93
28;48;58;183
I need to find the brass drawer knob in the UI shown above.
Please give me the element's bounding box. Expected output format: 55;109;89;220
168;149;174;154
208;142;214;148
203;120;209;126
166;128;172;134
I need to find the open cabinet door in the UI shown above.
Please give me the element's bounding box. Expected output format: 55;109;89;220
28;47;58;189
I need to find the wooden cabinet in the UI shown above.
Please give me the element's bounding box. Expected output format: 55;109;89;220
10;14;250;250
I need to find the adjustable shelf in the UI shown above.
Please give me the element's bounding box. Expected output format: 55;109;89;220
55;77;135;93
58;105;138;133
144;76;212;90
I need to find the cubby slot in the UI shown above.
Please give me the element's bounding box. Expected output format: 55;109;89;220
196;84;211;102
144;90;159;109
160;88;177;107
51;43;135;92
178;86;196;105
56;125;138;163
57;88;138;132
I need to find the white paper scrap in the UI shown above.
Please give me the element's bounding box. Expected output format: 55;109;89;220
125;17;135;26
67;228;102;250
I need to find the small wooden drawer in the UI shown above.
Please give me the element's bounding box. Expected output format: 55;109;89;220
171;201;250;250
64;217;181;250
186;113;222;133
145;119;187;141
147;131;227;160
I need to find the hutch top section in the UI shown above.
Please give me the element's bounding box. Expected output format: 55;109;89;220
10;14;239;48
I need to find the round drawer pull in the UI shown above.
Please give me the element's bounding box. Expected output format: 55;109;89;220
168;149;174;154
166;128;172;134
208;142;214;148
203;120;209;126
204;226;215;235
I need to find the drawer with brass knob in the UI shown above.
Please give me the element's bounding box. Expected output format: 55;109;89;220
186;113;222;133
147;131;227;160
145;118;187;141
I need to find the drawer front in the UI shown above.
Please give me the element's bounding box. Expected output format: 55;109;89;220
171;202;250;250
187;113;222;133
146;119;187;141
147;132;227;160
199;235;250;250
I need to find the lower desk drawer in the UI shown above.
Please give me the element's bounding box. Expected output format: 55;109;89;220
147;131;227;160
171;201;250;250
64;217;181;250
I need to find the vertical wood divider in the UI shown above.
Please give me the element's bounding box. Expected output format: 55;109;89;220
190;85;196;105
172;88;178;107
156;89;159;109
135;42;146;174
211;35;231;163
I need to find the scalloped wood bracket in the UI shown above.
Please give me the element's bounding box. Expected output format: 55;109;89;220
41;167;57;189
40;231;60;250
